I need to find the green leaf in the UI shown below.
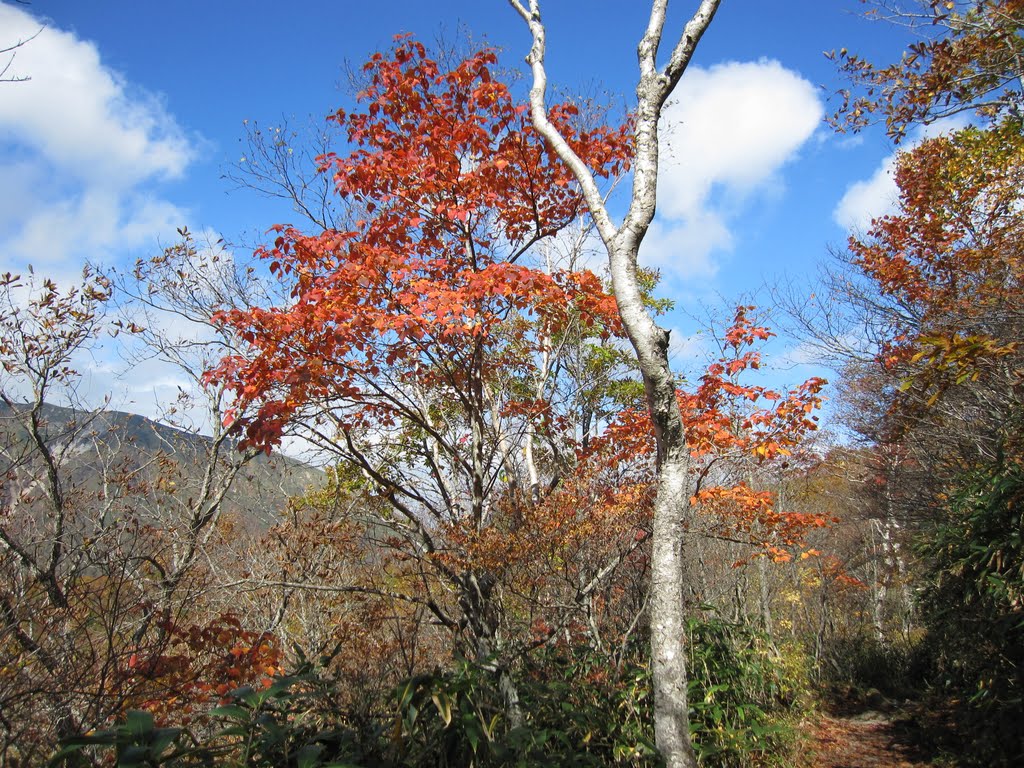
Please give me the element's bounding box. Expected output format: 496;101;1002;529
117;744;151;767
229;685;258;705
431;691;453;727
210;704;251;722
296;743;325;768
214;725;250;739
463;715;481;753
149;727;183;757
484;712;500;741
123;710;155;739
396;679;416;710
265;675;300;698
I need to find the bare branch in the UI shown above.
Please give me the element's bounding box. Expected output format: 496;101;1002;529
0;26;41;84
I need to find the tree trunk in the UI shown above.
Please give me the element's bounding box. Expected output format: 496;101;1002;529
461;571;524;729
649;457;698;768
510;3;723;764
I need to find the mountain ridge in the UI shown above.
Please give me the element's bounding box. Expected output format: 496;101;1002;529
0;400;323;528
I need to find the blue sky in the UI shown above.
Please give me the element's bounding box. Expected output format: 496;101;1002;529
0;0;915;423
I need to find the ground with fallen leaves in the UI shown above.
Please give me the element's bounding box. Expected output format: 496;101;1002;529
803;700;960;768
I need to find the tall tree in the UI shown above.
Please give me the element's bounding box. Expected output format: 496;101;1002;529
0;243;290;760
214;33;825;762
822;4;1024;759
509;3;723;765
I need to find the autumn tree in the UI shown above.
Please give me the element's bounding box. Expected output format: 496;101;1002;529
817;3;1024;758
843;123;1024;759
824;64;1024;510
209;31;830;764
211;38;638;725
108;232;284;600
0;269;119;758
778;3;1024;651
832;0;1024;141
0;247;293;761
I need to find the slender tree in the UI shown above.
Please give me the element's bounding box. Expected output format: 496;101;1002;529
508;2;723;765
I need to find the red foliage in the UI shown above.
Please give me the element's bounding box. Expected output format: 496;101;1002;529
585;307;828;555
121;612;282;722
208;39;629;453
849;122;1024;390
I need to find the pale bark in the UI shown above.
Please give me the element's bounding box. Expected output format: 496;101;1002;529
508;2;722;765
870;448;912;642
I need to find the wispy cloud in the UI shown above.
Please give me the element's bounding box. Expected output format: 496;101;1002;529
832;116;971;234
833;153;898;233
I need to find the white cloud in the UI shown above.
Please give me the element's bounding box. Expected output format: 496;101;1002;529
649;59;823;281
0;3;195;277
7;190;185;270
0;5;192;186
0;4;212;422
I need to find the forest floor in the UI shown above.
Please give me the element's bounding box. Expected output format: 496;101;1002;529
804;696;960;767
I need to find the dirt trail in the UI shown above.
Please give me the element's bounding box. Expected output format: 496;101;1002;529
807;708;944;768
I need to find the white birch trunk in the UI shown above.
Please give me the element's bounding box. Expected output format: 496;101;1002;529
509;2;722;765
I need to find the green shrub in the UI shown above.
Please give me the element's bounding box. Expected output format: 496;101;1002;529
50;671;387;768
916;461;1024;766
685;613;803;767
395;614;805;767
52;613;808;767
817;631;924;702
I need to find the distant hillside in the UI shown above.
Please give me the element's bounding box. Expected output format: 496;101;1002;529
0;401;323;529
